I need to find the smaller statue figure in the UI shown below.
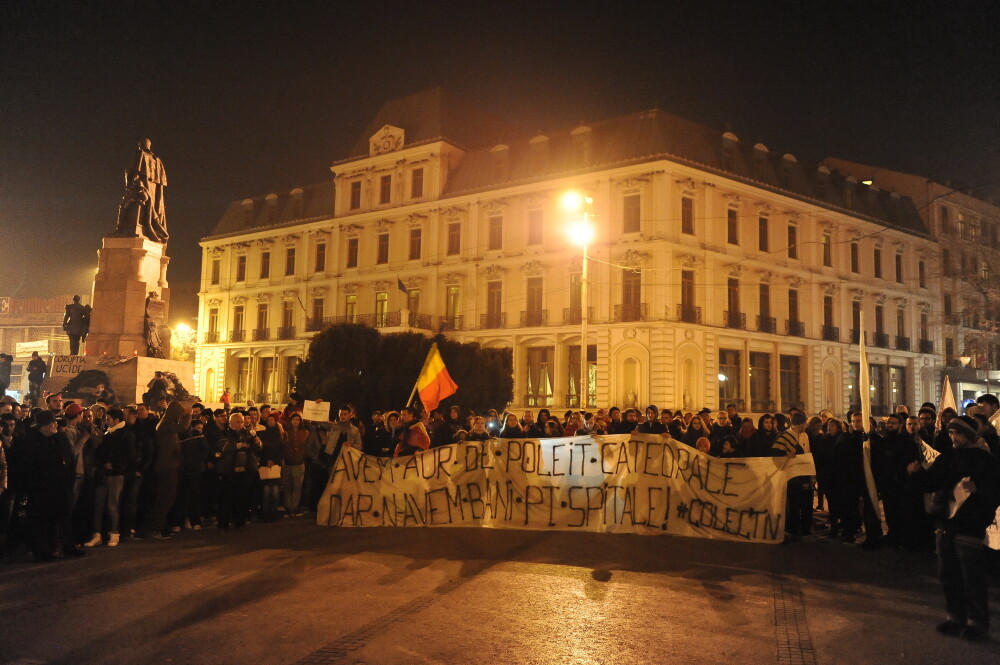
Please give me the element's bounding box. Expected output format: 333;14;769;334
115;138;168;243
144;292;165;359
63;295;91;355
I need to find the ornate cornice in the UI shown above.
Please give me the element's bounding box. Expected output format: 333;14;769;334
443;272;463;285
372;280;390;292
232;295;247;306
206;298;222;307
375;218;394;232
342;283;359;295
405;213;427;227
309;286;327;297
521;193;548;208
257;293;271;303
484;264;507;280
677;253;702;269
481;198;510;213
209;246;225;257
520;259;547;276
232;241;251;252
622;249;651;266
339;223;363;234
255;238;273;248
404;276;425;289
279;234;299;244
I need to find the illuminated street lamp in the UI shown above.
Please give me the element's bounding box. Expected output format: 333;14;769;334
563;190;594;410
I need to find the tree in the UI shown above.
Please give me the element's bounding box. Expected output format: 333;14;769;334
293;324;513;417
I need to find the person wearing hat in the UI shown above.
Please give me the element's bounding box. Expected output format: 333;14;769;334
907;414;1000;642
24;410;83;560
772;411;813;539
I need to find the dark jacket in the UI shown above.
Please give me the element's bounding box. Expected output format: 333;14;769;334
96;423;135;476
25;427;75;518
181;429;211;473
214;428;261;476
911;442;1000;539
154;401;192;473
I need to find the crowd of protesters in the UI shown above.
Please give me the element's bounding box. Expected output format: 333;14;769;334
1;387;999;641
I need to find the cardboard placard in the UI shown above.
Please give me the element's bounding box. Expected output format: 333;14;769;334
301;399;331;422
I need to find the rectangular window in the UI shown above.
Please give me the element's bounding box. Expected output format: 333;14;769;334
256;303;268;331
282;300;294;328
681;270;695;308
312;297;324;324
260;250;271;279
235;255;247;282
787;225;798;259
446;285;460;321
488;215;503;250
569;272;582;315
407;288;420;314
718;349;741;407
623;194;640;234
851;242;859;273
211;258;221;285
447;222;461;255
890;365;907;410
486;281;502;318
896;308;906;338
379;175;391;205
376;233;389;264
874;248;882;278
852;301;862;336
788;288;799;322
895;252;903;283
208;308;219;333
943;294;952;316
759;283;771;318
409;228;422;260
622;269;641;306
233;305;245;332
349;181;361;210
526;276;543;314
681;197;694;234
568;344;597;408
918;260;926;288
346;237;359;268
411;168;424;198
875;304;885;333
779;355;801;411
750;352;772;412
285;247;296;276
345;295;357;323
727;208;739;245
375;292;388;326
822;233;832;267
823;295;834;328
727;277;739;314
314;243;326;273
758;216;769;252
527;209;543;245
525;347;555;407
920;312;929;340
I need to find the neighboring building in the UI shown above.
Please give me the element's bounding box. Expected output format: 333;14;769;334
196;87;942;416
824;157;1000;403
0;296;77;399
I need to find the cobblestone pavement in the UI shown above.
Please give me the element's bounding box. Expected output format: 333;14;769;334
0;518;996;665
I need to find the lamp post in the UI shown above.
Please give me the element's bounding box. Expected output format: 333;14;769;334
563;191;595;411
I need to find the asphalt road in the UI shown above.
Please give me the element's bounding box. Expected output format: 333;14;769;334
0;518;996;665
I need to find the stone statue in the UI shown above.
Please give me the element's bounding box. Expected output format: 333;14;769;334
144;292;165;359
115;138;168;243
63;295;91;355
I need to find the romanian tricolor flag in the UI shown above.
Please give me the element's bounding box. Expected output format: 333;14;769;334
417;343;458;411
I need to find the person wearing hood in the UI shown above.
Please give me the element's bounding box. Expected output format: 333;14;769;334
907;415;1000;642
148;400;192;539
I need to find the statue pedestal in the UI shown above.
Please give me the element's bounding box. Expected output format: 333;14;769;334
87;236;171;358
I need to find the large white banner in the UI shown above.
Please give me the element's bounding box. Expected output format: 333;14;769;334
318;434;815;543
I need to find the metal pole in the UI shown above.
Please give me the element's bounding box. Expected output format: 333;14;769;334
581;239;588;412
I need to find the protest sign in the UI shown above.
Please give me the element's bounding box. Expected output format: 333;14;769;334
318;434;815;543
302;399;331;422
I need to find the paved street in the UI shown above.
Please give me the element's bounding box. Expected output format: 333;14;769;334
0;518;996;665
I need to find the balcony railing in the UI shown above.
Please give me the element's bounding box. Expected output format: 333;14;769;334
520;310;548;327
822;325;839;342
439;315;463;331
306;317;325;332
252;328;269;341
757;315;777;333
565;394;597;409
230;329;246;343
615;303;648;322
480;312;506;329
718;398;746;412
851;329;861;344
919;339;934;354
873;331;890;348
787;320;805;337
524;394;554;407
677;304;702;324
277;326;296;340
724;311;746;330
896;335;911;351
751;399;777;413
562;307;594;325
358;311;401;328
408;312;433;329
203;331;220;344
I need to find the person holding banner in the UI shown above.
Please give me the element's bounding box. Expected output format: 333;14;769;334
907;415;1000;642
392;407;430;456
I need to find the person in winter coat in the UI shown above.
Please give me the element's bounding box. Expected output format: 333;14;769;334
86;408;134;547
257;415;284;522
907;415;1000;642
148;401;192;538
747;414;778;457
25;411;83;560
214;412;261;529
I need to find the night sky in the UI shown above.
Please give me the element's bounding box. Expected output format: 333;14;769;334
2;1;998;324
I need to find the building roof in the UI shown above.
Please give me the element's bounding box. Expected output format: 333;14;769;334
341;86;519;160
443;108;928;236
206;182;333;239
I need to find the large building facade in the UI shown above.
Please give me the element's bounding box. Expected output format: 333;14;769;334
196;88;946;415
